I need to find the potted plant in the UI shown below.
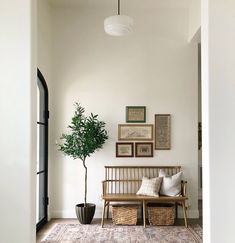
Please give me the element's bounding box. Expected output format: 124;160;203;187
58;103;108;224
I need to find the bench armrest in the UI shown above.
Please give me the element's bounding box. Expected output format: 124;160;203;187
181;180;187;197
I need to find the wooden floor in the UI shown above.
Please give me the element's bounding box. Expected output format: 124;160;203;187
37;200;202;243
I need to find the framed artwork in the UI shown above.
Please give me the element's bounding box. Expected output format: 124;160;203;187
155;114;171;150
118;124;153;141
135;142;153;157
116;143;134;157
126;106;146;123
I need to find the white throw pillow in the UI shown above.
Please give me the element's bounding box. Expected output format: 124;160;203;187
136;177;162;197
159;170;183;196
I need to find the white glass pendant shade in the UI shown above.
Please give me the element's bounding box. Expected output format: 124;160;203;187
104;15;134;36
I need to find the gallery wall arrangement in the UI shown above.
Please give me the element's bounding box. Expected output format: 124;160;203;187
115;106;171;158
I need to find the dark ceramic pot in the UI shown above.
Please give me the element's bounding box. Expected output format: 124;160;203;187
75;203;96;224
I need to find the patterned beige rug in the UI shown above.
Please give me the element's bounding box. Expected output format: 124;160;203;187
41;223;202;243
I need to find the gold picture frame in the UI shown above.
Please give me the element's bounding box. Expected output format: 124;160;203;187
155;114;171;150
118;124;153;141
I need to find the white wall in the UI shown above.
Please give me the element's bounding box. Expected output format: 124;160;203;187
202;0;235;242
188;0;201;42
38;0;52;83
0;1;37;243
47;3;199;219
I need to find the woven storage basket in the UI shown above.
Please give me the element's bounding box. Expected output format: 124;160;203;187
112;204;138;225
147;203;175;226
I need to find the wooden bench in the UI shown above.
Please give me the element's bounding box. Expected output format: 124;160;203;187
101;166;188;227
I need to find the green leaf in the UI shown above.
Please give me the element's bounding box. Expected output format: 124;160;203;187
58;102;108;160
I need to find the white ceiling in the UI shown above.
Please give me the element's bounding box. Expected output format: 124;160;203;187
48;0;192;9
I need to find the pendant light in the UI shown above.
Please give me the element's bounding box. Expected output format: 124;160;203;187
104;0;133;36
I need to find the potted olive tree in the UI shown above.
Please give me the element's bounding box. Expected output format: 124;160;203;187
58;103;108;224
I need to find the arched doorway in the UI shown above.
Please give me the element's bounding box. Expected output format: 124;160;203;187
36;69;49;231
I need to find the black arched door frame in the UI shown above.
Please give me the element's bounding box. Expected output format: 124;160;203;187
36;68;49;231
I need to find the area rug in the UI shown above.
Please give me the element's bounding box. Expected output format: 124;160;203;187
41;223;202;243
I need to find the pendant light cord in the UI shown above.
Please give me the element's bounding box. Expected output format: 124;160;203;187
118;0;120;15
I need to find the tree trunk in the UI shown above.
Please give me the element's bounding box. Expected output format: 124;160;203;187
82;159;87;206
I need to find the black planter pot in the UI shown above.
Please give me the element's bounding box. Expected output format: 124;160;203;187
75;203;96;224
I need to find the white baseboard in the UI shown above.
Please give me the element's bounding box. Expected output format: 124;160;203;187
50;208;199;219
51;210;77;218
178;209;199;218
48;212;52;221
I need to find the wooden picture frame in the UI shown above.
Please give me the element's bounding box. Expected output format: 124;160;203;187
126;106;146;123
116;143;134;157
155;114;171;150
118;124;153;141
135;142;153;157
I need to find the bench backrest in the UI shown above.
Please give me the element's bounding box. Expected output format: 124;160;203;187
104;166;181;194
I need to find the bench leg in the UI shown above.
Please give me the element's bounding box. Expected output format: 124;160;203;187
101;200;106;228
182;201;188;227
143;200;146;228
175;203;178;219
106;201;110;219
